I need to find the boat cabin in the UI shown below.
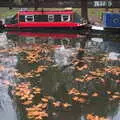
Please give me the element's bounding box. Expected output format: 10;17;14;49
4;9;87;30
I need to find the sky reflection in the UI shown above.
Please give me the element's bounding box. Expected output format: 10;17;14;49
0;32;18;120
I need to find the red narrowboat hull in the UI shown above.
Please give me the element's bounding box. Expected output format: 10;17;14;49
5;23;87;29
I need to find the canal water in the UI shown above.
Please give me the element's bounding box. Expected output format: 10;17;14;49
0;31;119;120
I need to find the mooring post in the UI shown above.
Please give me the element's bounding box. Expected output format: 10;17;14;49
81;0;88;21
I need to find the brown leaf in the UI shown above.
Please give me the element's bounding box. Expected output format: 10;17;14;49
53;101;61;107
62;103;72;108
92;93;99;97
41;98;48;103
76;64;88;71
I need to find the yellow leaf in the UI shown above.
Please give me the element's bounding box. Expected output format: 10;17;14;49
112;95;120;99
68;88;80;95
62;103;72;108
92;93;99;97
78;98;87;103
76;64;88;71
41;98;48;103
22;101;32;105
72;96;79;101
53;101;61;107
81;92;88;96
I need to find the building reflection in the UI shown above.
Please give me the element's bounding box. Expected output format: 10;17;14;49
86;37;120;53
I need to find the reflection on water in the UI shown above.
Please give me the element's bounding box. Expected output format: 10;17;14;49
0;33;17;120
108;52;120;61
1;31;119;120
0;33;8;48
87;38;120;53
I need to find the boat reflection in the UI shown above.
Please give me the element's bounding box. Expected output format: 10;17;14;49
6;31;87;47
7;31;82;40
7;31;87;68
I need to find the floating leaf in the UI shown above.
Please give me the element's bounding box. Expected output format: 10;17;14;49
68;88;80;95
104;67;120;76
41;98;49;103
81;92;88;97
75;78;84;82
86;114;108;120
22;100;32;105
107;91;111;95
62;103;72;108
76;64;88;71
112;95;120;99
53;101;61;107
92;93;99;97
90;69;105;77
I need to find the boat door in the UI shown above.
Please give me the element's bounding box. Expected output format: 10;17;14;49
10;14;19;28
5;14;19;28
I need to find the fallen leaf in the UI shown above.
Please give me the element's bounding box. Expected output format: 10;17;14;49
53;101;61;107
62;103;72;108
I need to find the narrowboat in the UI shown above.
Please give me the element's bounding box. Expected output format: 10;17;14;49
91;12;120;33
3;9;88;31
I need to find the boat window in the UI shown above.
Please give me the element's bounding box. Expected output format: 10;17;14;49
25;15;34;22
54;15;61;22
5;17;13;24
48;15;54;22
19;15;25;22
61;15;70;22
12;15;17;20
34;15;48;22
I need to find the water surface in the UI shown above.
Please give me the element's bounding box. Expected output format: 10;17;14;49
0;31;120;120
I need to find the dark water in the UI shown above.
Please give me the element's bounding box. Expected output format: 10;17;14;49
0;31;120;120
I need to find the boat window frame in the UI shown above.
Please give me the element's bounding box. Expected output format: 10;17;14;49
61;14;71;22
48;15;54;22
25;15;34;22
11;14;18;24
